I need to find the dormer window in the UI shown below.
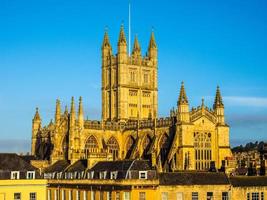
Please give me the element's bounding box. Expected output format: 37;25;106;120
27;171;35;179
110;171;118;179
99;171;107;179
139;171;147;179
11;171;20;179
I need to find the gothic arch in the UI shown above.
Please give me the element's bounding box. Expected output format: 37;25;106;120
107;136;119;160
125;135;135;159
158;133;170;164
142;134;152;159
84;135;99;157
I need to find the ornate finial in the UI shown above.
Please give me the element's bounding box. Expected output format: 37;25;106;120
201;98;205;107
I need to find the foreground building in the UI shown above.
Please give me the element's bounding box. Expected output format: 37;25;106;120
31;25;232;172
45;159;267;200
0;154;47;200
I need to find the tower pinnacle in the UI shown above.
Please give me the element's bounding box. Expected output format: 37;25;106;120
178;81;188;105
213;86;224;109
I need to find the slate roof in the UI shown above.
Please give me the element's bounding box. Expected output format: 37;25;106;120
0;153;40;179
159;172;229;185
65;160;87;172
43;160;70;173
230;176;267;187
0;153;37;171
90;160;151;172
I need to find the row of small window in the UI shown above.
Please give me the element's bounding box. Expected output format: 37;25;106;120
48;190;132;200
44;171;148;180
161;192;229;200
247;192;264;200
14;192;36;200
11;171;35;180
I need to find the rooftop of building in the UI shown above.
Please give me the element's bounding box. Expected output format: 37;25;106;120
159;171;230;185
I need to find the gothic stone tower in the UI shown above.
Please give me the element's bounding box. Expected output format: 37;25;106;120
102;25;158;121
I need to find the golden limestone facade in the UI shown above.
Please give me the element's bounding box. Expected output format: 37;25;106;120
31;25;232;172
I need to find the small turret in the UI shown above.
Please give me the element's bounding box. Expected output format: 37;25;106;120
55;99;61;127
177;82;190;123
117;24;128;64
32;107;41;155
213;86;225;125
70;97;76;128
132;35;141;57
78;96;84;128
102;30;112;65
148;31;157;63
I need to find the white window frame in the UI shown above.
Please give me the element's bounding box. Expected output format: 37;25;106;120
83;191;87;200
177;192;183;200
139;171;147;179
62;190;65;200
29;192;36;200
27;171;35;179
111;171;118;179
69;190;73;200
76;190;80;200
124;191;130;200
14;193;21;200
107;191;112;200
100;171;107;179
11;171;20;179
192;192;198;200
161;192;168;200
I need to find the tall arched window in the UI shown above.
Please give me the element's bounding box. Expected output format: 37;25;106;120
107;136;119;160
85;135;99;157
194;132;212;170
125;136;135;159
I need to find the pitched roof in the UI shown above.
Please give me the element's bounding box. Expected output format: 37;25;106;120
230;176;267;187
0;153;37;171
43;160;70;173
159;172;229;185
65;160;87;172
90;160;151;172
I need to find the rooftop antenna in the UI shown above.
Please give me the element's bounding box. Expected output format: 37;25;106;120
128;1;131;56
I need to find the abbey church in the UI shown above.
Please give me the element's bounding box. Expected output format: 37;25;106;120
31;25;232;172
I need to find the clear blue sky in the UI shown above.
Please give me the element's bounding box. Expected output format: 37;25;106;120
1;0;267;153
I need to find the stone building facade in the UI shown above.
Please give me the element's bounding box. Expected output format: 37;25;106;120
31;25;232;172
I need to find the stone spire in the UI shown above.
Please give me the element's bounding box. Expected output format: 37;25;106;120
177;82;190;123
148;31;157;62
70;97;76;127
177;81;188;105
213;86;224;109
148;31;157;49
117;24;127;60
33;107;41;121
102;31;111;49
213;86;225;125
55;99;61;126
78;96;84;128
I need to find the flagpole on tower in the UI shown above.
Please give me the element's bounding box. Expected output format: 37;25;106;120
128;1;131;56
